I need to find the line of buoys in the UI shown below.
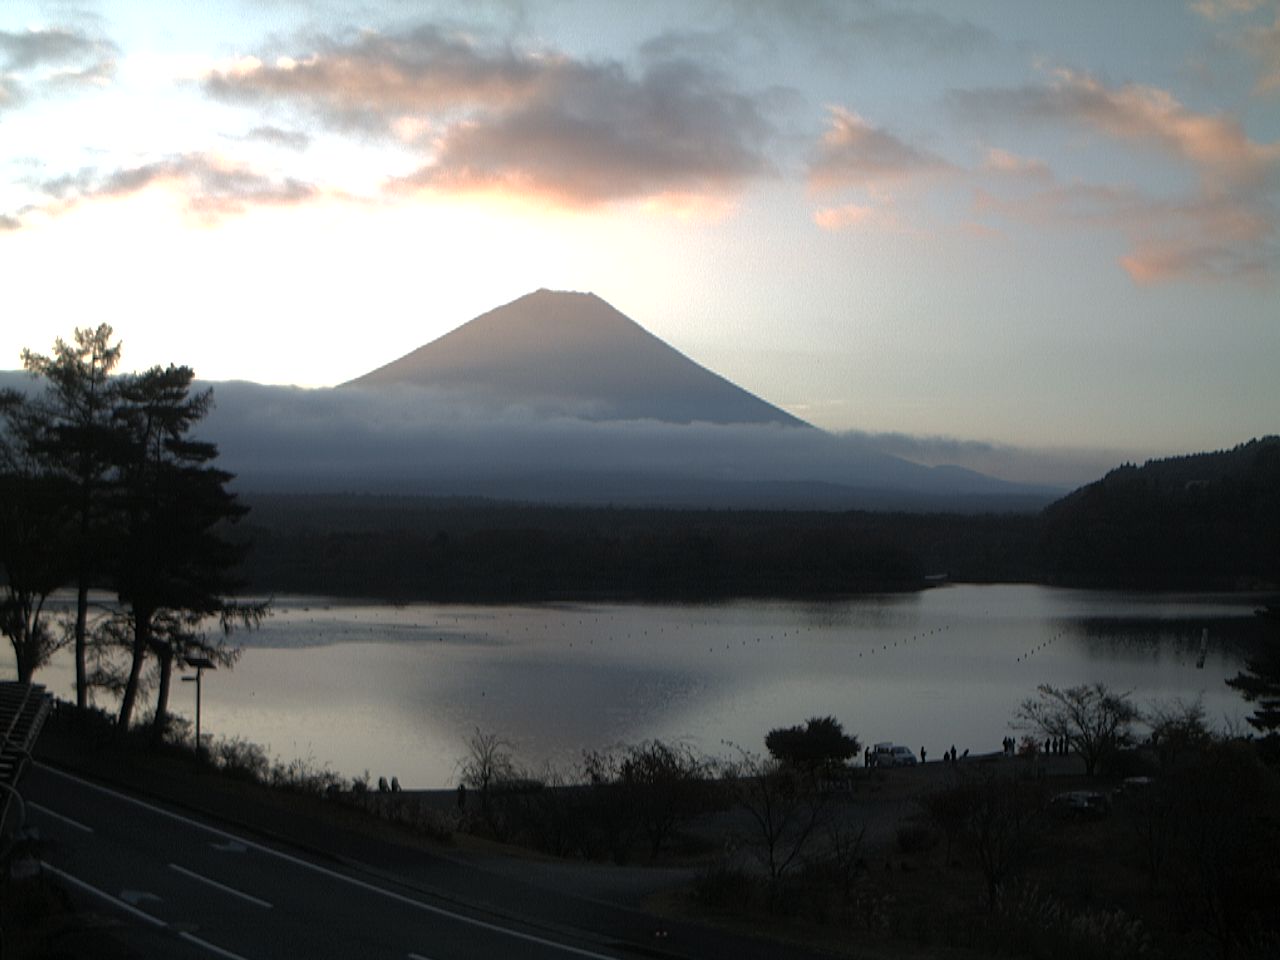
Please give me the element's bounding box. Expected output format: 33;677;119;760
1016;631;1063;662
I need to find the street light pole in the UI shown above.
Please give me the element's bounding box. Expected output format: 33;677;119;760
181;656;216;756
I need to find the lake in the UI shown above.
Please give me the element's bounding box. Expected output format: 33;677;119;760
9;584;1269;787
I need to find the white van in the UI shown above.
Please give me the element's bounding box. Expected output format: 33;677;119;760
870;743;918;767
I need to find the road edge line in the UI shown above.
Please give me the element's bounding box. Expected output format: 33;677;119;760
37;763;620;960
38;861;165;928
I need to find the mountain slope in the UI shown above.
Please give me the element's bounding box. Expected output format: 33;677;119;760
346;289;807;427
1040;436;1280;588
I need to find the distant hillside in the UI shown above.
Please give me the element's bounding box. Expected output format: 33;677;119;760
1040;436;1280;589
231;494;1042;601
347;289;807;427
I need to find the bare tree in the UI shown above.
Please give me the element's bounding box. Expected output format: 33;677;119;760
726;749;832;897
1122;769;1179;895
457;728;518;818
581;740;709;860
1015;682;1140;776
925;768;1044;909
1146;697;1213;771
920;777;974;866
967;772;1044;909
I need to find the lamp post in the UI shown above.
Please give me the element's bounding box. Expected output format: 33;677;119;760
181;656;216;756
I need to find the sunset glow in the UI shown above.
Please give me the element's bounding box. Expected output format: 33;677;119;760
2;1;1277;483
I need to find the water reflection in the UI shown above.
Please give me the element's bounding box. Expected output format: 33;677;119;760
9;584;1270;787
1065;615;1262;659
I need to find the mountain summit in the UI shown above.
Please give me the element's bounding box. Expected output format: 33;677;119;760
347;289;807;427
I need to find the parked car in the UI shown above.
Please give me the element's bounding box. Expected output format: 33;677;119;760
870;743;918;768
1051;790;1111;819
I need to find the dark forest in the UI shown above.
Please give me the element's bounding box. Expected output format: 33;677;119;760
231;437;1280;601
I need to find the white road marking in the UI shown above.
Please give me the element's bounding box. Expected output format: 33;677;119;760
170;862;273;909
29;801;94;833
41;862;165;928
40;861;258;960
179;930;255;960
120;889;163;907
210;839;248;853
37;763;620;960
407;954;436;960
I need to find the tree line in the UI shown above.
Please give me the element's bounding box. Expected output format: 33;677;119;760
1039;436;1280;589
227;435;1279;602
230;494;1045;600
0;325;260;737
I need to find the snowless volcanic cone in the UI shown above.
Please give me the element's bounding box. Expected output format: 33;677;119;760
346;289;807;427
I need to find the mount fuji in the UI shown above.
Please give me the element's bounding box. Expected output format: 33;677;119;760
346;289;807;428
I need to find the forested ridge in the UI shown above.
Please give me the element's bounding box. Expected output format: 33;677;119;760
230;496;1039;600
231;437;1279;600
231;498;957;600
1040;436;1280;589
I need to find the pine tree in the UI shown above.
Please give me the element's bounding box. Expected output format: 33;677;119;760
1227;607;1280;736
21;325;125;706
108;365;258;732
0;391;75;681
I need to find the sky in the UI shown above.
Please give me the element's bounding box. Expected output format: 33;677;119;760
2;0;1278;485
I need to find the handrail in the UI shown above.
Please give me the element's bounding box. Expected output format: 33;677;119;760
0;682;50;759
0;682;37;747
0;682;51;867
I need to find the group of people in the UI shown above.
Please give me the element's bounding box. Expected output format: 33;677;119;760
916;745;965;764
863;740;1071;767
1000;735;1071;756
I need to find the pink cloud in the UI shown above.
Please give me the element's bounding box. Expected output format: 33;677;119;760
1245;12;1280;94
952;69;1279;281
394;57;772;207
6;154;324;229
955;68;1280;192
808;106;953;190
981;147;1052;181
208;27;774;209
1056;69;1278;190
206;30;545;129
812;202;876;230
1189;0;1267;21
974;177;1274;283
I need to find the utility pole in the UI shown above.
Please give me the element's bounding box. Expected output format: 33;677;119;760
181;656;216;755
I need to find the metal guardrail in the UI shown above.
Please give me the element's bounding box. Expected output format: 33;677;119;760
0;681;54;842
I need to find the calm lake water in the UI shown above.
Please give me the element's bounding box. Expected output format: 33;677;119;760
11;584;1269;787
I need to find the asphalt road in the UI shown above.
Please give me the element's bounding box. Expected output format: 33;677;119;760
25;764;634;960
